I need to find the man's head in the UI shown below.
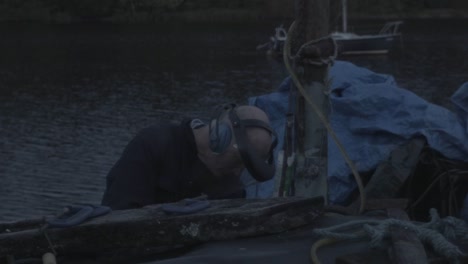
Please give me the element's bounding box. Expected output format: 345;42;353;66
194;104;277;184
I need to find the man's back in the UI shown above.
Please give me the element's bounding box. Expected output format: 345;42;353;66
101;120;208;209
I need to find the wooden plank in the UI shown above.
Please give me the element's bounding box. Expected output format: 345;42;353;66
334;198;409;215
366;137;426;199
336;251;392;264
387;208;428;264
0;197;323;260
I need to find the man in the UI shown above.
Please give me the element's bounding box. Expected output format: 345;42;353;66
101;104;277;210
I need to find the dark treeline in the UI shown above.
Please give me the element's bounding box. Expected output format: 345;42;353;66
0;0;263;22
0;0;467;23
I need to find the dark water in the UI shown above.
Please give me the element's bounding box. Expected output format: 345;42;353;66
1;20;467;222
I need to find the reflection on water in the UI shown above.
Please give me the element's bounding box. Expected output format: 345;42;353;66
1;20;467;222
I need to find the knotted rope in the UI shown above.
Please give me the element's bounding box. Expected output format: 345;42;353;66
311;209;468;264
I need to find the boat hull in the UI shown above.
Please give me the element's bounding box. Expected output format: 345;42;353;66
334;34;401;55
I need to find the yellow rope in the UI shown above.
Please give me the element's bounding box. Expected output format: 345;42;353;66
310;237;337;264
282;21;366;214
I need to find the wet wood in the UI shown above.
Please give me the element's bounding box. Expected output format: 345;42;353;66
0;197;323;260
336;251;392;264
336;198;409;215
387;207;428;264
292;0;331;199
366;138;426;200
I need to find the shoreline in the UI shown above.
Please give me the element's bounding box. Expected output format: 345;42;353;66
351;9;468;20
0;8;468;24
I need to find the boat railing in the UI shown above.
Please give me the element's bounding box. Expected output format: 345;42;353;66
379;21;403;35
274;25;287;41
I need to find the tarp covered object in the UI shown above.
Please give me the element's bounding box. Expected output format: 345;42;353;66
245;60;468;204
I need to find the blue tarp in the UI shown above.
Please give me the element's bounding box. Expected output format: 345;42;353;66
245;60;468;205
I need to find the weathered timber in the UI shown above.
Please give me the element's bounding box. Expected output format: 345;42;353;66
1;217;48;234
292;0;331;200
387;207;428;264
0;197;323;259
366;137;426;199
331;198;409;215
336;251;392;264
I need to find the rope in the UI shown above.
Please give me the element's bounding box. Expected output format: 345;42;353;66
283;20;366;214
41;229;57;256
39;221;57;256
424;208;468;241
310;238;337;264
310;208;468;264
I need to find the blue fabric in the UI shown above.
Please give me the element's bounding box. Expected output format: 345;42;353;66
246;60;468;204
47;204;111;228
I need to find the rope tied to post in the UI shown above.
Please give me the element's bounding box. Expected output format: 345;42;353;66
283;20;366;214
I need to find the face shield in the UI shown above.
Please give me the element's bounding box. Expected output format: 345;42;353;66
227;107;278;182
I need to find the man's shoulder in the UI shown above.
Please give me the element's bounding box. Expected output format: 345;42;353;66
136;120;190;141
141;120;180;131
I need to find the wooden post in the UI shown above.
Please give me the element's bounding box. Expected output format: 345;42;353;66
292;0;330;202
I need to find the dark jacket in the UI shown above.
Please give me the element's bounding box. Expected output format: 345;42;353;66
101;120;221;210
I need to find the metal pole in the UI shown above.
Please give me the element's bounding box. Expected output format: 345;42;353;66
342;0;348;32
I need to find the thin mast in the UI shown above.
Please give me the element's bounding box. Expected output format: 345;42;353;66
342;0;348;32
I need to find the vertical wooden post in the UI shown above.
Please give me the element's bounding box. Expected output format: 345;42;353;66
292;0;330;201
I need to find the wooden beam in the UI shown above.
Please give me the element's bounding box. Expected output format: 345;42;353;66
365;138;426;200
1;197;323;260
336;251;392;264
